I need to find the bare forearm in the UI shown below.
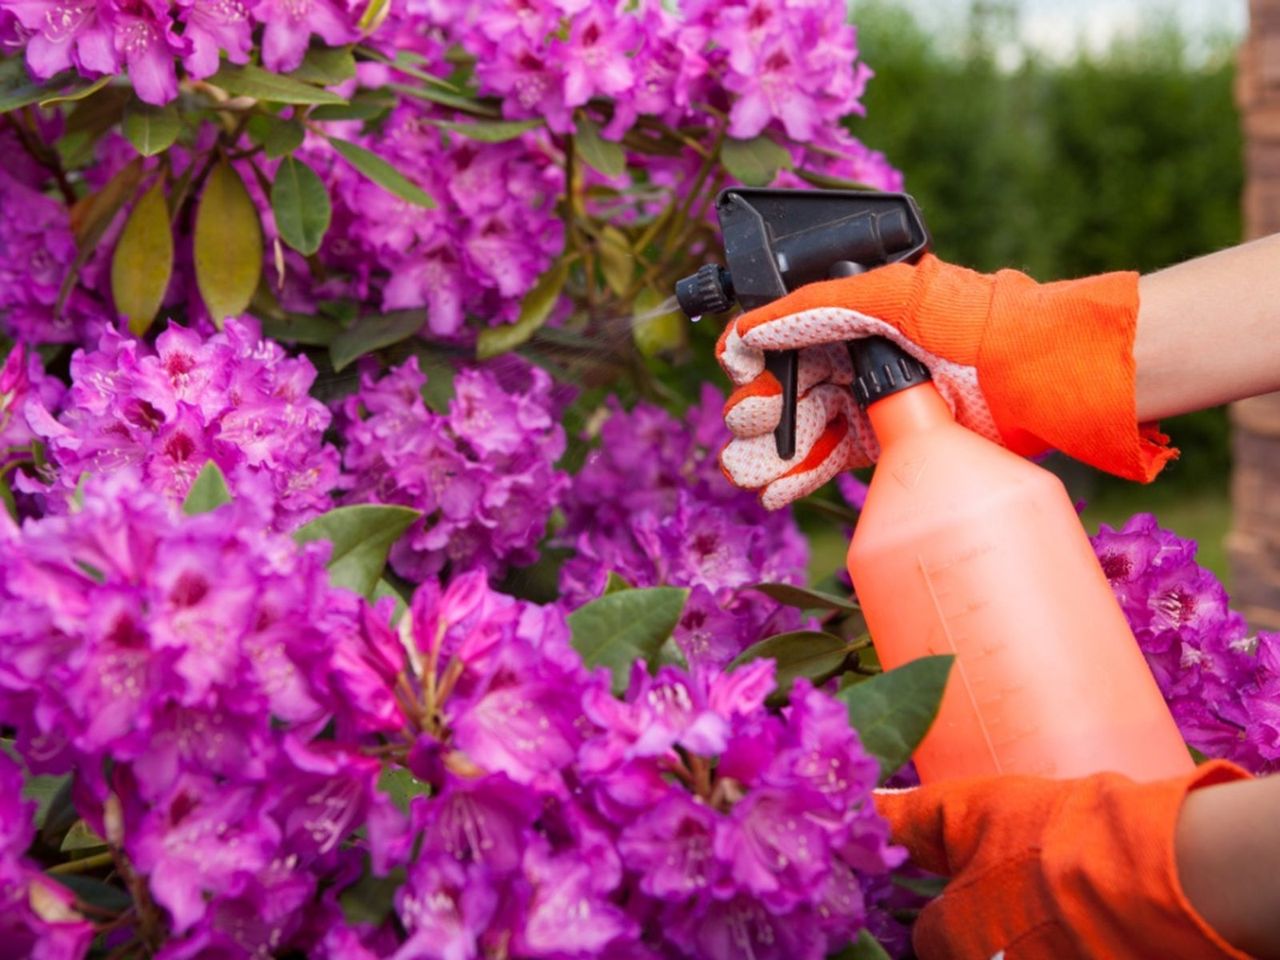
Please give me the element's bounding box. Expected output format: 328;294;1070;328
1136;233;1280;422
1176;774;1280;958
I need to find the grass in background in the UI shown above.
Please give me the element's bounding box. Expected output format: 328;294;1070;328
1080;481;1232;586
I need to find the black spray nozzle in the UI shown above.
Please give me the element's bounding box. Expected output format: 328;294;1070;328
675;188;931;459
675;264;734;318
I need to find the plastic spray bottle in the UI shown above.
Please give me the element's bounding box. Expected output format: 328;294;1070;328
676;187;1193;783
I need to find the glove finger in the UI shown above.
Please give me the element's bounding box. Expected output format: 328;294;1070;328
724;372;783;440
873;788;959;877
824;341;854;386
760;415;856;510
716;317;763;386
720;384;848;490
742;304;919;355
724;345;838;440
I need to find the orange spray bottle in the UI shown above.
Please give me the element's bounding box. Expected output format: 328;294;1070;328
676;187;1192;783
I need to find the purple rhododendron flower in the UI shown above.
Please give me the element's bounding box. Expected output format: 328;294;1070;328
108;0;190;104
559;386;810;667
0;475;407;950
338;356;567;581
0;169;111;345
22;318;340;529
1092;514;1280;772
252;0;356;73
3;0;118;81
177;0;252;78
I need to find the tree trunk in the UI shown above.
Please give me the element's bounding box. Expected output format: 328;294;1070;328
1231;0;1280;629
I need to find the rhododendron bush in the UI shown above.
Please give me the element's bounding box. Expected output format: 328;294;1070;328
0;1;1271;958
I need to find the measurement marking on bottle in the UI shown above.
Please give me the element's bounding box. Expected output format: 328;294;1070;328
918;554;1003;773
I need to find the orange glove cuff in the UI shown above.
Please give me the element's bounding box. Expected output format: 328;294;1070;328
980;268;1178;482
876;759;1253;960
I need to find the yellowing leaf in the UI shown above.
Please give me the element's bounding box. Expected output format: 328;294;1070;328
631;287;686;357
194;162;263;327
110;180;173;336
598;225;633;297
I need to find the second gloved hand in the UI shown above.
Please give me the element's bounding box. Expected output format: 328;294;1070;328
876;761;1252;960
717;253;1176;509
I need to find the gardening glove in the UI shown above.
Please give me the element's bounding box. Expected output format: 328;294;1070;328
717;253;1177;508
874;760;1252;960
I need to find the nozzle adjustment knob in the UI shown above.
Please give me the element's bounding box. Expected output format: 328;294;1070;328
676;264;735;318
851;337;932;407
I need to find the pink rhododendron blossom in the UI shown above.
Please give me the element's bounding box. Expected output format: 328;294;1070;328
1093;514;1280;773
338;356;567;580
0;476;406;950
253;0;357;72
559;386;810;667
177;0;252;78
23;319;340;528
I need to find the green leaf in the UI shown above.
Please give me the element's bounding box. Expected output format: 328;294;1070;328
329;138;435;207
294;504;421;598
60;157;144;321
340;866;405;925
731;630;858;701
287;46;357;86
372;577;409;624
389;82;500;117
263;117;306;158
377;765;431;812
48;875;132;913
329;310;426;372
430;117;543;142
0;67;77;113
182;461;232;515
311;89;396;121
194;161;263;326
38;74;112;107
55;85;131;167
575;115;626;178
603;572;632;595
272;157;332;256
110;179;173;336
567;587;689;693
828;930;894;960
122;96;180;156
358;0;392;31
210;63;348;105
259;309;345;346
837;654;954;782
60;819;106;852
476;257;569;359
38;780;78;850
748;582;859;614
793;168;876;192
404;343;457;413
598;225;633;297
16;765;70;830
720;135;793;187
